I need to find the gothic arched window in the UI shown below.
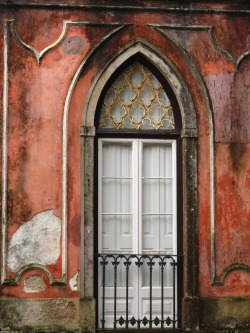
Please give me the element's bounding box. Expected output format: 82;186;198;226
96;56;182;330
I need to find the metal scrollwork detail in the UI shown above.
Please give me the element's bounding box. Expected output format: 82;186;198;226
99;62;175;130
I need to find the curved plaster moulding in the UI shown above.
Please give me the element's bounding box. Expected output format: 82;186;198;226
148;24;250;70
5;264;59;287
9;19;131;65
148;24;217;284
62;24;131;292
2;20;67;286
1;19;130;286
150;24;250;285
213;264;250;286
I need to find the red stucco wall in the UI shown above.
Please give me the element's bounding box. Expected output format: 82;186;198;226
0;1;249;328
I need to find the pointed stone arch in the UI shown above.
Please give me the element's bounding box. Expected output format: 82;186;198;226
76;39;202;330
82;38;197;135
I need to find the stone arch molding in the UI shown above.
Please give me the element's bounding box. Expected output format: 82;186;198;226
82;39;198;135
74;39;200;298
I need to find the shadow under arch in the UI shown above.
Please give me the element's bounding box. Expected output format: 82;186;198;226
76;38;202;330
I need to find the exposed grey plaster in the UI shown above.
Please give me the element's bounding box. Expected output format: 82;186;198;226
23;275;46;293
69;271;80;291
7;210;61;273
0;298;80;331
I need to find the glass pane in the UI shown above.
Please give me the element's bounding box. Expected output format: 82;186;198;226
102;142;132;178
102;179;132;214
143;143;172;178
142;179;172;214
99;62;175;130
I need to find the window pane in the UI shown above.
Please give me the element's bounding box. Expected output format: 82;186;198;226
142;179;172;214
143;143;172;178
102;142;132;177
102;179;132;214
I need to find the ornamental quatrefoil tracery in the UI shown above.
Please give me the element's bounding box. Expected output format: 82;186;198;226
99;62;175;130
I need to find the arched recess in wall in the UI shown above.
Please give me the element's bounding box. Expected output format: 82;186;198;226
77;39;199;328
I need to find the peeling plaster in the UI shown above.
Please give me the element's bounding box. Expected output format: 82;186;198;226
24;275;46;293
7;210;61;272
69;271;79;291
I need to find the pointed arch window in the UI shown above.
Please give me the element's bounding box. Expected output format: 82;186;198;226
96;57;182;330
99;61;175;130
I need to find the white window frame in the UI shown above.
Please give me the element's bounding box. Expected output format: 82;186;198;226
98;138;177;255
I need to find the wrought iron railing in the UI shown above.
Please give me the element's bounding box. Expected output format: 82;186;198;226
96;253;179;330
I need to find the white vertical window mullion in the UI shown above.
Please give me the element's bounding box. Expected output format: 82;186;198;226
133;139;139;254
138;139;143;321
138;139;143;255
132;139;139;322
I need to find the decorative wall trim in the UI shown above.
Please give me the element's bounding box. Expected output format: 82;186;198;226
1;20;129;286
2;264;63;286
149;25;217;285
62;23;130;291
1;20;9;285
1;19;67;286
213;264;250;286
0;2;250;15
148;24;250;70
10;20;129;65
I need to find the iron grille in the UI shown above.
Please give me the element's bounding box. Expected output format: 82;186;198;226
96;253;179;331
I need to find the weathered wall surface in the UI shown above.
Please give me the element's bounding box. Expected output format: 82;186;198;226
0;1;249;331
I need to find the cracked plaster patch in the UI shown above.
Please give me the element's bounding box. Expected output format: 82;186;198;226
69;271;79;291
24;275;46;293
7;210;61;272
